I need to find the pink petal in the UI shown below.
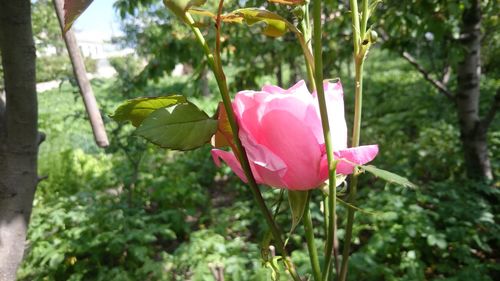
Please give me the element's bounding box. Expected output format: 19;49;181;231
211;149;249;182
313;80;348;150
334;145;379;174
262;80;308;95
282;80;309;95
259;110;323;190
235;85;323;145
211;149;288;187
238;132;288;188
261;84;286;94
319;154;329;182
233;91;264;143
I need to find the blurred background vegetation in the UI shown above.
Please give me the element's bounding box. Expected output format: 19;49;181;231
15;0;499;280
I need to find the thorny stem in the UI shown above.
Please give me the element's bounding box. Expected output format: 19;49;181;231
185;8;302;281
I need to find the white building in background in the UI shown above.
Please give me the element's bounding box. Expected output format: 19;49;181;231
74;31;134;78
75;31;134;60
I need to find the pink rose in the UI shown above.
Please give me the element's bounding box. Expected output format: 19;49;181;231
211;80;378;190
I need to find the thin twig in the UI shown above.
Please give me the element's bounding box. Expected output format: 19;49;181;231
215;0;224;67
378;28;454;101
401;51;454;101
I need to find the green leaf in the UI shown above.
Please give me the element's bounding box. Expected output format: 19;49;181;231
111;95;187;127
63;0;94;32
288;190;308;234
135;102;217;150
427;234;447;249
358;164;417;189
267;0;306;5
264;256;282;281
368;0;383;19
336;197;379;215
223;8;289;37
163;0;207;22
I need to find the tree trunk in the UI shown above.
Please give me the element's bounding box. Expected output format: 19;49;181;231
0;1;38;280
455;0;493;180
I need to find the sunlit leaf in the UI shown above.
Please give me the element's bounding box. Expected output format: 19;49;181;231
63;0;94;32
358;164;417;189
136;102;217;150
163;0;207;22
222;8;289;37
189;8;216;18
267;0;306;5
111;95;187;127
288;190;308;234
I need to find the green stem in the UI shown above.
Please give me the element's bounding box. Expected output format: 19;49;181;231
339;60;364;281
311;0;339;280
351;60;364;148
304;191;322;281
322;196;329;242
360;0;369;41
339;1;367;280
185;12;302;281
300;3;316;91
322;163;338;281
350;0;361;55
339;174;358;281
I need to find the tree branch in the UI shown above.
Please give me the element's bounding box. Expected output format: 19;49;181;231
52;0;109;148
401;51;454;101
377;28;454;101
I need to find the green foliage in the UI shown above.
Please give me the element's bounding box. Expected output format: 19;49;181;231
19;192;177;281
349;182;500;281
32;0;64;53
111;95;187;126
22;2;500;279
135;102;218;150
36;55;97;83
165;230;270;280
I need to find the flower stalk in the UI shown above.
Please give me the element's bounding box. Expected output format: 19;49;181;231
311;0;339;280
183;5;303;281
